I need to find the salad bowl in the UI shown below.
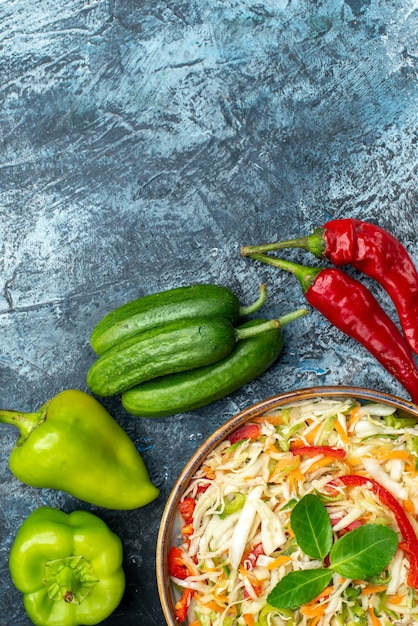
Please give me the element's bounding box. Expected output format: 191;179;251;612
156;386;418;626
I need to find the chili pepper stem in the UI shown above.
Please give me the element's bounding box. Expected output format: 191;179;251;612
247;253;321;294
239;283;267;316
235;308;308;341
241;228;325;258
0;407;46;443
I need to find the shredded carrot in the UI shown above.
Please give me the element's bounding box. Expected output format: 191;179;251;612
239;566;268;590
403;498;415;514
368;605;382;626
212;572;227;594
300;601;329;618
243;614;255;626
369;448;412;462
387;594;406;605
269;456;300;481
189;622;201;626
239;565;248;577
201;566;218;573
200;600;236;617
300;585;333;617
265;441;282;455
360;584;387;595
201;465;215;479
347;406;361;432
289;467;306;482
266;554;292;570
199;599;225;612
290;422;323;448
254;413;283;425
305;455;336;474
405;461;418;473
213;589;229;603
227;605;237;616
310;585;334;603
310;616;321;626
286;522;295;538
345;455;362;467
333;417;350;444
340;460;356;475
181;524;194;536
287;472;296;494
289;439;307;450
304;422;322;445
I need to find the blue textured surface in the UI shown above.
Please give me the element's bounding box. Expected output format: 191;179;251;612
1;1;417;624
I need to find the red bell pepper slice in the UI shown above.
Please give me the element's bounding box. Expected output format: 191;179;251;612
242;543;265;599
243;579;264;599
331;516;362;535
178;497;195;526
229;423;260;445
175;587;194;622
328;474;418;588
291;445;346;459
197;483;210;494
242;542;264;571
168;546;192;580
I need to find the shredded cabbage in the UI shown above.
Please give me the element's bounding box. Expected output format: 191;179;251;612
170;397;418;625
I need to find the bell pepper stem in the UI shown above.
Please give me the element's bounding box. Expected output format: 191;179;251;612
240;227;326;259
0;407;45;442
239;283;267;316
246;252;322;294
53;564;79;603
235;308;308;341
44;555;98;603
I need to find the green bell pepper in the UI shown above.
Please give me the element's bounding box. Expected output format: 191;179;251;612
10;507;125;626
0;389;159;509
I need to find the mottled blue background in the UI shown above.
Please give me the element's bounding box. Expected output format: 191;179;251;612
1;1;417;624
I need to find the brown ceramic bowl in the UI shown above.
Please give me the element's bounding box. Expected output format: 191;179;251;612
156;386;418;625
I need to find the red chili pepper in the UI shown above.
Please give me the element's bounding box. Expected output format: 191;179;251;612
327;474;418;588
174;587;194;622
245;254;418;404
229;423;260;445
241;219;418;354
291;446;346;459
178;497;195;526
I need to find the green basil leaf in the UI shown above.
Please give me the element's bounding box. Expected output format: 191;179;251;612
290;494;332;561
267;568;333;609
329;524;398;579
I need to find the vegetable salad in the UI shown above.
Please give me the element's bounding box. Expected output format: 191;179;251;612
168;397;418;626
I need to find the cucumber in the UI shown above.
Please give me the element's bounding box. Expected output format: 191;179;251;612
87;315;279;397
121;309;308;417
90;283;266;355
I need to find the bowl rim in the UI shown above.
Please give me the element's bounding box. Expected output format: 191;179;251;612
156;385;418;626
